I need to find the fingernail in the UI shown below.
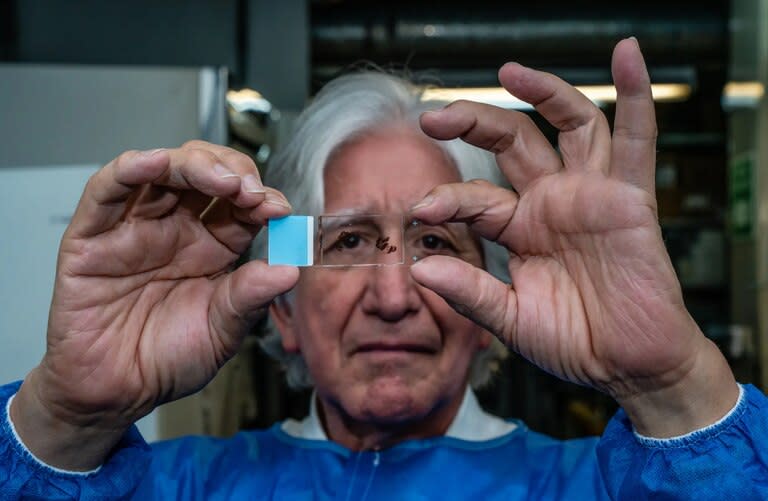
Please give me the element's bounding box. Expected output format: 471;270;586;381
265;191;292;209
214;163;239;179
243;174;265;194
411;196;434;211
628;36;639;46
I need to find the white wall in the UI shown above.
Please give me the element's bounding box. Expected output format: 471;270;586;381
0;64;226;442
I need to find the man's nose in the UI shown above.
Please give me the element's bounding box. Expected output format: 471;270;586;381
360;264;421;322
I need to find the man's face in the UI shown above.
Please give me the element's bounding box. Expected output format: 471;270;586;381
272;127;490;443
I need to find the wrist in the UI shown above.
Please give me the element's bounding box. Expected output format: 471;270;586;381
616;338;739;438
10;369;130;471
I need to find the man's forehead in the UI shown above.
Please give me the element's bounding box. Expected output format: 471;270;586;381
323;182;436;215
322;129;463;211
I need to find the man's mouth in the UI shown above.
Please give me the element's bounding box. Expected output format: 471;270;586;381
354;343;437;355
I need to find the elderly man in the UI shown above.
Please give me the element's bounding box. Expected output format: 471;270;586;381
1;39;766;499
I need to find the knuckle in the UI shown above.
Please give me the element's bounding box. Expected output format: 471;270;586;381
449;99;472;108
83;173;101;197
186;147;219;167
467;178;494;189
596;109;609;127
113;149;140;170
488;132;516;154
443;99;475;113
519;113;537;129
181;139;211;150
220;149;259;174
426;183;451;199
613;123;657;142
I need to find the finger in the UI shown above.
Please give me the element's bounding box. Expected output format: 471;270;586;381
147;147;247;194
247;187;293;224
175;173;268;224
125;184;181;220
208;261;299;358
497;62;612;173
610;38;657;195
199;188;293;255
180;140;268;209
201;187;292;226
141;146;267;220
70;146;262;239
411;179;519;248
67;149;181;238
410;255;517;344
123;146;245;222
167;147;259;217
198;199;260;256
181;140;258;176
74;148;244;237
420;101;561;192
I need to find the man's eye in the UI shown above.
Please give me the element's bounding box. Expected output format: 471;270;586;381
421;234;449;250
335;231;361;250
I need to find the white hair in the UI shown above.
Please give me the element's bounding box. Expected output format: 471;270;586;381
257;71;509;390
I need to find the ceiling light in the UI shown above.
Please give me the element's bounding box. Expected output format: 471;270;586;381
226;88;274;114
422;83;692;110
722;81;764;109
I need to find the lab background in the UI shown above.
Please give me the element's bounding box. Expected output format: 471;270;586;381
0;0;765;443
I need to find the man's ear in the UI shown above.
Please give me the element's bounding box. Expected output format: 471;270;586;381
269;297;300;353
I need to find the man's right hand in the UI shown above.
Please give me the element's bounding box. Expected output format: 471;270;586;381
10;141;299;470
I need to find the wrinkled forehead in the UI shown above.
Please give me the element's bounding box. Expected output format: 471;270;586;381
322;128;462;214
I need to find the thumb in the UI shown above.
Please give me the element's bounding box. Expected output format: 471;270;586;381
209;261;299;357
410;256;517;345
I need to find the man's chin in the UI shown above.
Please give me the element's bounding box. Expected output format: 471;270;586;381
355;378;429;423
